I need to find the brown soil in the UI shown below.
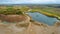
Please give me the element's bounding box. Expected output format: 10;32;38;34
0;14;27;22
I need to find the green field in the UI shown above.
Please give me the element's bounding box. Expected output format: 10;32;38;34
0;4;60;20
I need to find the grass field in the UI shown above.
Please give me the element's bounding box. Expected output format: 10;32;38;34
29;6;60;20
0;5;60;20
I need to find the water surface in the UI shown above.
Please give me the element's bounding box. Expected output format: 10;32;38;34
28;12;58;25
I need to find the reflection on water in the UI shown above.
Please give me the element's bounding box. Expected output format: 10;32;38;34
28;12;58;25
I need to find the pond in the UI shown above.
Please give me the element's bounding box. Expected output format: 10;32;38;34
27;12;59;26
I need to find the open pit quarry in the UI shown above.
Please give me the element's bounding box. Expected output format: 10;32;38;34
0;15;60;34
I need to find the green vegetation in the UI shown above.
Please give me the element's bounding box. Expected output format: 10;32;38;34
29;7;60;20
0;5;60;20
0;6;29;15
0;7;22;15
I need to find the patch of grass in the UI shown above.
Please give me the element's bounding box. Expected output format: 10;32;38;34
0;7;24;15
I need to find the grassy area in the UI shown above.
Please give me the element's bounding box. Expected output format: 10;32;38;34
29;7;60;20
0;6;29;15
0;6;60;20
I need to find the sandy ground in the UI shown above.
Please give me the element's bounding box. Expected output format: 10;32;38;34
0;21;60;34
0;15;60;34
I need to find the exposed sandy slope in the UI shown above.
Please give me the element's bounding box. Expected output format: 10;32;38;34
0;15;28;22
53;21;60;34
0;22;53;34
0;15;60;34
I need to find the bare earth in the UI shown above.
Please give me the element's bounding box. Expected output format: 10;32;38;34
0;15;60;34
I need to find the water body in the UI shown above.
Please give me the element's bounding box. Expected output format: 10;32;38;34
28;12;59;26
